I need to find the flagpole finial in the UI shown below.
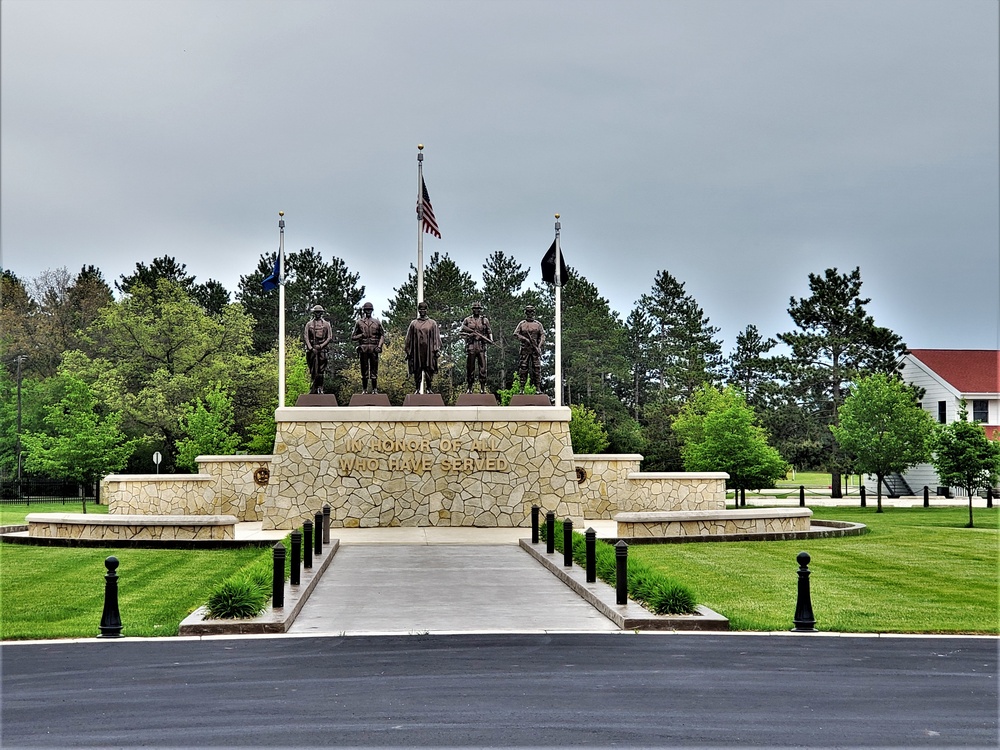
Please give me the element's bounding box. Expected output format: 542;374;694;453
278;211;284;217
555;213;560;219
418;144;424;150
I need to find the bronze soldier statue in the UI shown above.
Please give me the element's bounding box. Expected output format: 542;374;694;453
404;301;442;393
304;304;333;394
513;304;545;390
460;302;493;393
351;302;385;393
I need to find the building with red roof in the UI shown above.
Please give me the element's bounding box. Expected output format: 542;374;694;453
889;349;1000;497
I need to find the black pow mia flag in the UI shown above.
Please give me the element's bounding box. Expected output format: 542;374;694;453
541;240;569;286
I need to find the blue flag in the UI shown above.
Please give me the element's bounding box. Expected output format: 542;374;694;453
262;252;281;291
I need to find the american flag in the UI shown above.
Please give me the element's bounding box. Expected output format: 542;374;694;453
418;177;441;238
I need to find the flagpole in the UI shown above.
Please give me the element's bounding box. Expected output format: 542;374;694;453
278;211;286;409
416;144;425;305
554;213;562;408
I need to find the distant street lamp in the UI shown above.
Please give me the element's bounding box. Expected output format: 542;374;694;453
14;354;26;483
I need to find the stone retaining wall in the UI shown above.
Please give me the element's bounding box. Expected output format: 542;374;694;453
266;406;583;529
196;455;272;521
614;508;812;538
26;513;237;541
574;455;727;516
103;474;218;516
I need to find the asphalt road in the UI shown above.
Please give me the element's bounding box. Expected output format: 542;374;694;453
2;634;996;748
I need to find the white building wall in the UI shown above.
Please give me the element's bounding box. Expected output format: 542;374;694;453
896;354;1000;496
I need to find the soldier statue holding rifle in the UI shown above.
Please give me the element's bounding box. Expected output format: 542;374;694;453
303;304;333;394
460;302;494;393
351;302;385;394
513;304;545;390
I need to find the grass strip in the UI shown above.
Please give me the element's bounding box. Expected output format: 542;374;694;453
541;519;698;615
1;500;109;525
627;506;998;633
205;534;292;619
0;544;270;639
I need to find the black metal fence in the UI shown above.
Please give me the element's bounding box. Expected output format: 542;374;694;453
0;478;99;504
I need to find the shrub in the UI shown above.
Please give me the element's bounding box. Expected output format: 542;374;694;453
203;536;291;619
206;575;269;619
542;519;698;615
569;404;610;454
498;374;537;405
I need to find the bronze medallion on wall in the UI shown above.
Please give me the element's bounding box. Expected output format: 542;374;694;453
253;467;270;486
575;467;588;484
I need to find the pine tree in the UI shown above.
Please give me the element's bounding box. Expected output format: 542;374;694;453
776;267;906;497
480;251;531;390
637;269;724;402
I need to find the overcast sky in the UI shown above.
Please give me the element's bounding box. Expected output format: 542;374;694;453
2;0;998;352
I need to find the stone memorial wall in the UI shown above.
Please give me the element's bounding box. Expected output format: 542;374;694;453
265;406;583;529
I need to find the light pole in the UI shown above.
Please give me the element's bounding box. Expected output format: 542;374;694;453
14;354;26;484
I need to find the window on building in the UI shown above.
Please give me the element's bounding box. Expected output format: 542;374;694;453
938;401;947;423
972;400;988;423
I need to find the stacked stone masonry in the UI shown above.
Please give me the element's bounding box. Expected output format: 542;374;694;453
573;455;727;516
266;406;584;530
98;413;730;531
615;508;812;538
26;513;237;541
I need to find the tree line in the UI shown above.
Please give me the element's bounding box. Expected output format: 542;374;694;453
0;250;942;494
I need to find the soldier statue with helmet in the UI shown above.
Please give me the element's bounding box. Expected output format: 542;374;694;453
303;304;333;394
351;301;385;394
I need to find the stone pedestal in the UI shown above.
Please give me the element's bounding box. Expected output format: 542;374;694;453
295;394;339;407
348;394;392;406
265;406;582;529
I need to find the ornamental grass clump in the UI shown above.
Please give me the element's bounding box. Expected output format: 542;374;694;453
545;520;698;615
205;574;269;619
204;540;290;619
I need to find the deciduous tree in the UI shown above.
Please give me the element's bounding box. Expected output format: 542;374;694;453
930;402;1000;528
830;374;934;512
674;385;787;503
20;371;140;486
175;384;241;471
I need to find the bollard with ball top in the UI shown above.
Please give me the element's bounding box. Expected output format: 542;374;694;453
791;551;817;632
98;556;123;638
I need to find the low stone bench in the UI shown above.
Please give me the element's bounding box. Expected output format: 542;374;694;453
25;513;238;542
614;508;812;538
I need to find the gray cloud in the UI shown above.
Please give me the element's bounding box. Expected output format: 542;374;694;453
2;0;997;351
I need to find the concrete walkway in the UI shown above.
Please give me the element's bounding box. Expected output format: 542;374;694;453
287;542;620;635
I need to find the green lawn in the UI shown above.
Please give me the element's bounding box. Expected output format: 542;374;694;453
2;505;997;639
1;500;108;525
630;506;999;633
775;471;832;488
0;543;268;640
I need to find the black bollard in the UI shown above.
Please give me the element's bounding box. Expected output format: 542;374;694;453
323;504;331;544
314;512;323;556
290;530;302;586
563;518;574;567
531;505;540;545
545;511;555;554
799;485;805;507
98;556;123;638
303;521;313;569
860;485;866;508
791;551;817;632
272;543;286;610
923;485;930;508
987;487;994;509
585;528;596;583
615;541;629;605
